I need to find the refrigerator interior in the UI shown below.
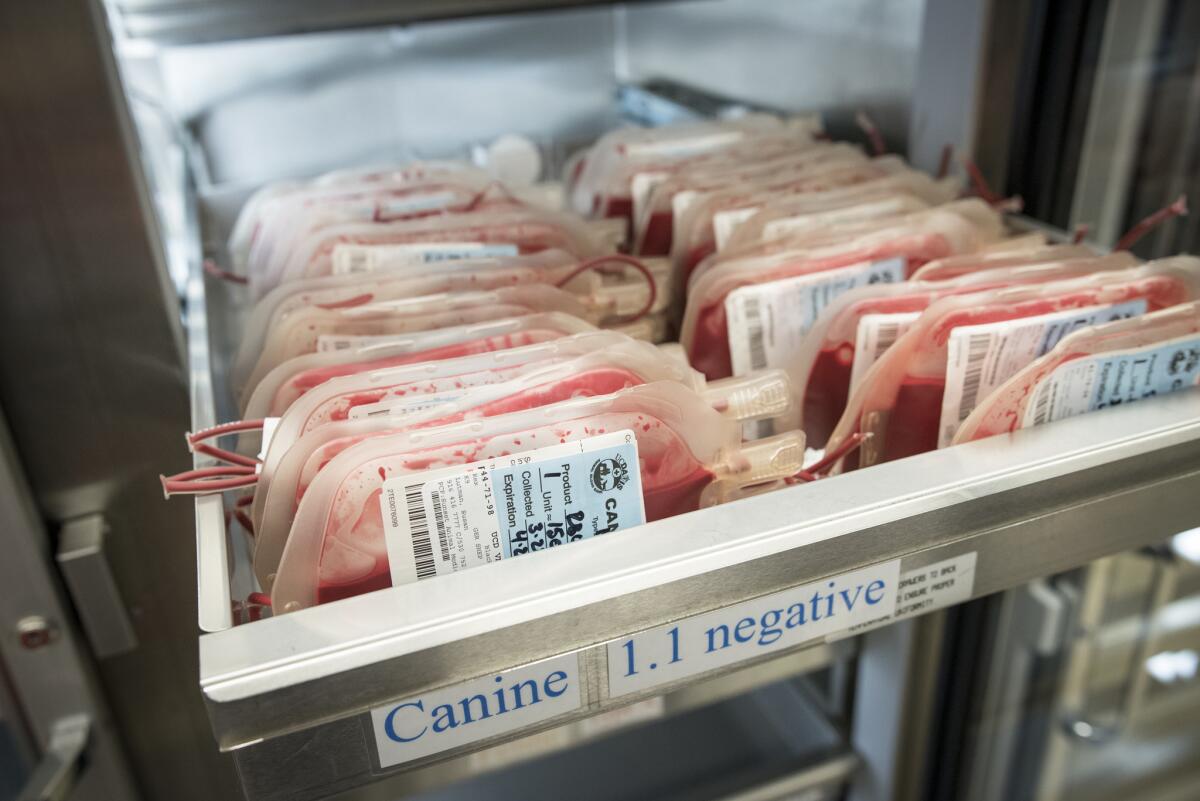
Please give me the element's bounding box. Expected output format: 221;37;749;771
2;0;1197;800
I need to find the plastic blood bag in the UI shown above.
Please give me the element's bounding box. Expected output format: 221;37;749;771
568;117;787;218
261;208;611;297
669;156;916;289
244;178;502;285
825;258;1200;469
791;252;1140;446
632;143;869;256
270;382;806;611
231;250;663;394
715;175;961;254
264;337;791;457
680;203;1003;380
250;355;793;589
953;301;1200;444
242;284;597;396
242;313;595;418
232;250;582;392
718;193;932;253
229;162;489;272
910;244;1100;281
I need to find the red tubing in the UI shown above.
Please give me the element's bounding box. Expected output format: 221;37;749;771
188;419;265;447
315;293;375;311
1115;194;1188;252
962;159;1023;212
203;259;249;285
787;433;872;484
160;465;258;498
554;254;658;324
193;442;260;468
937;144;954;180
1072;223;1091;245
855;111;886;157
234;509;255;536
963;159;1002;205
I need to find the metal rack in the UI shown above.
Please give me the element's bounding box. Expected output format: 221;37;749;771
188;243;1200;799
148;2;1200;799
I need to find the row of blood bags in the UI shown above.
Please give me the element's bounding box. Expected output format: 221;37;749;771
208;139;822;614
566;118;1200;470
205;119;1200;614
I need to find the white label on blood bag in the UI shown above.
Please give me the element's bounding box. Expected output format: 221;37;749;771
607;560;899;697
370;653;581;768
671;190;703;246
712;207;760;251
624;130;743;159
761;196;918;242
331;242;519;275
375;191;458;219
1024;331;1200;428
938;300;1148;447
826;552;977;641
349;392;465;421
315;333;416;352
849;312;921;394
254;417;281;473
631;172;669;229
587;218;629;251
381;431;645;586
725;257;906;375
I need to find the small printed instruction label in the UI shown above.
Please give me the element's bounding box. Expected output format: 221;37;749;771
607;561;900;697
725;257;906;375
1025;331;1200;427
631;172;670;231
370;653;581;768
849;312;921;394
374;190;458;219
255;417;281;470
624;130;743;159
712;206;760;251
315;333;417;352
671;190;704;246
827;552;977;641
332;242;519;275
381;431;645;586
939;300;1148;446
348;391;464;421
761;196;919;243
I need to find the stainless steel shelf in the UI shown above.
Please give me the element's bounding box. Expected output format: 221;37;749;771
186;245;1200;799
106;0;657;44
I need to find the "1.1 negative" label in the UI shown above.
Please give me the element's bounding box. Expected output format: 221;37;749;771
606;561;900;697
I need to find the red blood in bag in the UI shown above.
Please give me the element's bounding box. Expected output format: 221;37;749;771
689;234;948;379
311;415;717;604
639;211;674;256
803;345;855;448
602;196;634;221
643;463;715;520
882;376;946;462
294;368;652;513
275;329;562;409
682;243;717;289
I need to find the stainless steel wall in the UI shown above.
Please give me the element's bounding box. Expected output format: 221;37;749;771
134;0;924;191
0;0;239;798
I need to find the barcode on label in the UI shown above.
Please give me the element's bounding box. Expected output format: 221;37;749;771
429;490;451;564
872;320;906;361
1031;384;1052;426
742;296;768;370
957;333;993;422
405;483;437;580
